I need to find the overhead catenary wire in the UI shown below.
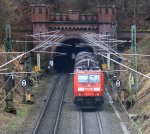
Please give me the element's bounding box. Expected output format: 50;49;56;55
0;57;22;92
106;75;143;133
0;31;63;93
41;36;64;50
0;71;36;74
0;68;8;71
95;36;129;62
33;51;66;55
27;30;62;50
30;30;61;41
0;53;25;70
0;31;64;98
100;53;143;134
105;77;143;134
0;80;21;105
81;33;150;79
101;70;128;72
31;32;61;49
28;30;60;36
94;39;129;43
99;53;150;79
0;30;64;111
111;41;128;47
101;52;150;57
0;31;64;70
81;33;130;62
32;33;64;51
15;41;72;46
0;52;24;54
101;55;130;133
0;79;28;128
82;33;144;133
0;33;58;101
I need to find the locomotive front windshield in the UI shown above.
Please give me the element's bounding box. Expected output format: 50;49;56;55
78;74;100;83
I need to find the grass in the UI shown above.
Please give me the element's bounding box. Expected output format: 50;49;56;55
7;106;30;133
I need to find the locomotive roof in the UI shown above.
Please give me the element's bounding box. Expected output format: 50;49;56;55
74;70;102;74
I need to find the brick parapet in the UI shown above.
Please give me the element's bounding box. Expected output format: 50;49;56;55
31;4;116;23
31;4;117;35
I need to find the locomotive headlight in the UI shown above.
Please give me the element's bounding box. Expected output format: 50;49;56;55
94;88;100;91
78;88;84;91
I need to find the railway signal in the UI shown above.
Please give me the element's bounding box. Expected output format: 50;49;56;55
21;79;27;87
115;80;121;88
22;34;34;104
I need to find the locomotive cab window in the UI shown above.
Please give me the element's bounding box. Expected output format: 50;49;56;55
78;74;100;83
78;75;88;83
89;74;100;83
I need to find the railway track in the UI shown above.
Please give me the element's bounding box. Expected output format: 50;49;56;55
32;74;69;134
80;110;104;134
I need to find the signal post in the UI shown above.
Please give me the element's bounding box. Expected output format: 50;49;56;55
22;34;34;104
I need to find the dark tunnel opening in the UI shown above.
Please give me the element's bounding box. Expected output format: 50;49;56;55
54;38;93;73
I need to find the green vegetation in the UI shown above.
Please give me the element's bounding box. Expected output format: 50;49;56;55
7;107;29;133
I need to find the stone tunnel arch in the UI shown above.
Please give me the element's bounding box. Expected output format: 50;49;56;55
52;36;94;73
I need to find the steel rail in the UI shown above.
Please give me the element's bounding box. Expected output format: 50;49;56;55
79;110;84;134
32;75;61;134
96;112;104;134
53;74;69;134
80;110;104;134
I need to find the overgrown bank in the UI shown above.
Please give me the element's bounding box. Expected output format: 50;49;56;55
119;36;150;134
130;36;150;134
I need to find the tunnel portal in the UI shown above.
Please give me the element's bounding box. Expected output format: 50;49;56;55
54;38;93;73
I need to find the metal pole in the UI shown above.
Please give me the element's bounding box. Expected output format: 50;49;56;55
131;25;138;93
112;21;119;75
22;34;27;103
112;21;120;95
37;53;41;71
134;0;137;25
4;24;16;114
23;34;33;103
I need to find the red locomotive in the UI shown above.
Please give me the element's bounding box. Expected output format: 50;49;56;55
73;52;104;108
